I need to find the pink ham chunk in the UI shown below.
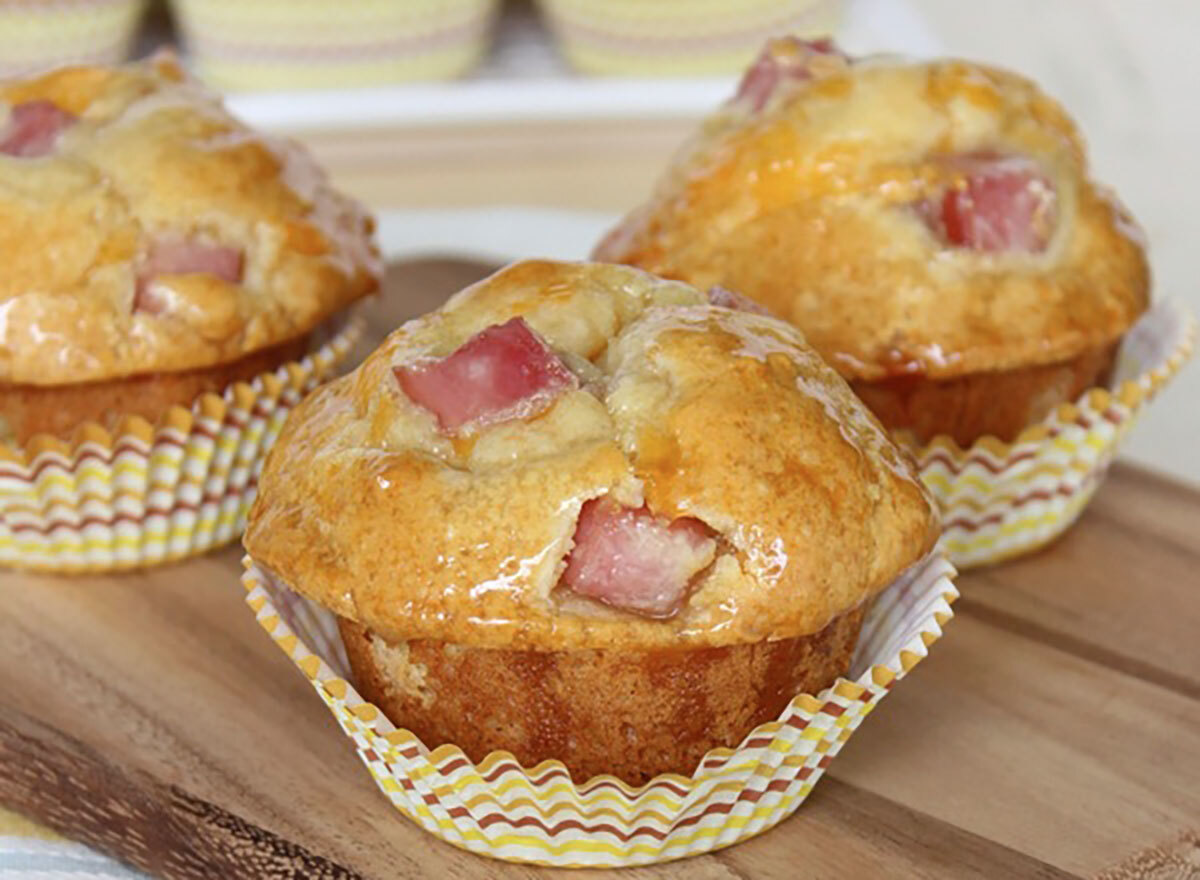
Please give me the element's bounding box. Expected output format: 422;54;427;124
134;237;245;313
395;317;577;433
707;285;773;316
734;37;848;112
561;499;717;618
0;100;77;157
922;154;1057;252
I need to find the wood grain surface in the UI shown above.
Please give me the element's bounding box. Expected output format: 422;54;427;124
0;260;1197;879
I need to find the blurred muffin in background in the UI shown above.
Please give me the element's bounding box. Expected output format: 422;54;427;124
0;54;379;445
537;0;841;76
0;0;146;77
595;38;1150;446
169;0;501;91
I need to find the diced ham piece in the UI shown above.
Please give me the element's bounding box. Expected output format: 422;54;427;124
734;37;848;112
707;285;773;316
143;238;245;282
134;237;245;313
561;499;717;618
921;154;1057;252
395;317;577;433
0;100;77;158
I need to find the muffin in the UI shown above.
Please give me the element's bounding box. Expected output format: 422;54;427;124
0;54;380;446
244;259;938;784
595;38;1151;447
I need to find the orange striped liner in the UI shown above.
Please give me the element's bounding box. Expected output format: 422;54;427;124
911;298;1195;568
0;313;364;573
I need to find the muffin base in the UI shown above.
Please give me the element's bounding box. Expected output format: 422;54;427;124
339;605;867;786
0;334;311;446
244;549;961;866
851;343;1118;447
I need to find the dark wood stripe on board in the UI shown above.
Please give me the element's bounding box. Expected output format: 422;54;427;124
716;776;1082;880
0;707;359;880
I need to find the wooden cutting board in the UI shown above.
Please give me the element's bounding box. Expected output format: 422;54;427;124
0;260;1198;880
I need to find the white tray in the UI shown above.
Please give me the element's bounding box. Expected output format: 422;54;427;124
218;0;941;131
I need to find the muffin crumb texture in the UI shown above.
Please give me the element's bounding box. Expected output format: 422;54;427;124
340;604;868;784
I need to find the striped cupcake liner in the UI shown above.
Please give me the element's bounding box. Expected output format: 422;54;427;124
0;0;146;77
913;298;1195;570
537;0;842;76
170;0;500;91
0;315;364;573
243;550;957;867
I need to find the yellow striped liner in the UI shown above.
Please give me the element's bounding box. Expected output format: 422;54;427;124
538;0;842;76
242;550;957;866
908;299;1194;570
0;0;146;77
0;314;364;573
170;0;500;91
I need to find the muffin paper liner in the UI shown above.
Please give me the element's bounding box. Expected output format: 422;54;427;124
912;298;1195;570
0;0;146;77
170;0;500;91
0;315;364;573
242;551;957;867
537;0;842;76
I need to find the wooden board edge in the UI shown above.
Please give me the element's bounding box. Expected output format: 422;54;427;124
0;705;361;880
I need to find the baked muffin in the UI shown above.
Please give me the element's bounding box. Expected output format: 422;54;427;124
595;38;1150;446
244;259;938;784
0;54;380;446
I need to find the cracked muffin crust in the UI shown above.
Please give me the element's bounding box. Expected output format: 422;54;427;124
0;54;379;438
245;260;939;782
246;259;937;650
595;39;1150;444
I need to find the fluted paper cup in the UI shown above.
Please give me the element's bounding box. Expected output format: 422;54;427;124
537;0;842;76
912;298;1195;569
171;0;500;91
243;550;957;867
0;315;364;573
0;0;146;77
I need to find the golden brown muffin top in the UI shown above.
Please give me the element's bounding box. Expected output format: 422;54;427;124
595;44;1150;382
244;260;938;651
0;55;380;386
